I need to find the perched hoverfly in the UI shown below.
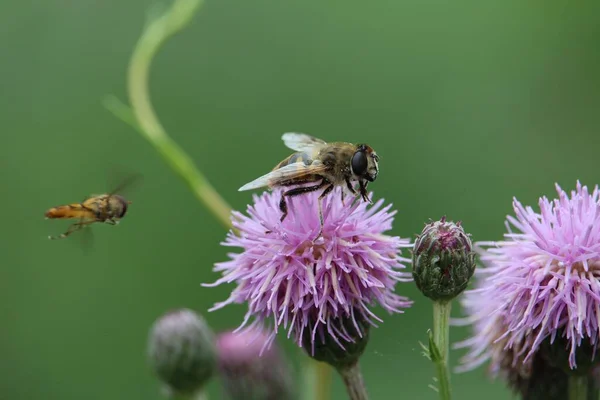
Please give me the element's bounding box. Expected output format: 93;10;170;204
45;174;141;240
238;132;379;236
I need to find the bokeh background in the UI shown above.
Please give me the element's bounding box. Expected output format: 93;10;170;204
2;0;600;399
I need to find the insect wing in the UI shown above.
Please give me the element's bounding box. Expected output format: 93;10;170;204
281;132;327;154
81;194;102;202
78;219;96;253
107;172;143;196
238;161;327;191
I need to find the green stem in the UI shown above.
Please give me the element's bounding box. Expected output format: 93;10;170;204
107;1;333;399
432;301;452;400
569;375;588;400
338;362;369;400
586;376;598;400
171;390;208;400
301;358;332;400
315;360;332;400
195;392;208;400
113;0;233;230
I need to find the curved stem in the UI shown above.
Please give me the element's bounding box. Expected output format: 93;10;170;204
123;0;233;230
107;1;333;399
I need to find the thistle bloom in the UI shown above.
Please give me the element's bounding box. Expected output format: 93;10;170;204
203;187;413;353
455;181;600;379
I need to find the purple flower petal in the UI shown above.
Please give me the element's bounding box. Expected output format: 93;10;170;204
204;187;413;350
455;181;600;377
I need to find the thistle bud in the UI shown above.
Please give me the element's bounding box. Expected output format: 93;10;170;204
216;328;295;400
412;217;476;301
301;308;370;370
147;309;217;398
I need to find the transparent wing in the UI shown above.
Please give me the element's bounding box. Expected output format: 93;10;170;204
78;221;95;254
281;132;327;153
108;172;143;196
81;193;104;202
238;161;327;191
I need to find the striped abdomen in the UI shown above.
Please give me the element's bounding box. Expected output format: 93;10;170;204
44;203;94;220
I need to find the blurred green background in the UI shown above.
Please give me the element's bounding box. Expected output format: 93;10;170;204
2;0;600;399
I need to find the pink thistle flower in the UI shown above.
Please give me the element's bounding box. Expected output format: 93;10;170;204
454;181;600;377
203;187;413;354
215;327;295;400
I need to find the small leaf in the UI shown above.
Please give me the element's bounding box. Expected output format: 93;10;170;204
419;340;432;360
428;329;442;363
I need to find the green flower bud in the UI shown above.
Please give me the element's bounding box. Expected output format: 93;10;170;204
147;309;217;398
412;217;476;301
302;308;370;370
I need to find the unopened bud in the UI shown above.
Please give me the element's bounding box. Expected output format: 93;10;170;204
412;217;476;301
147;309;217;398
216;328;295;400
302;308;370;370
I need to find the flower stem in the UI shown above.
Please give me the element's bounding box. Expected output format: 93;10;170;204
316;361;332;400
587;381;598;400
195;392;208;400
586;377;598;400
302;359;332;400
169;389;208;400
338;362;369;400
432;300;452;400
106;2;334;400
106;0;233;230
568;375;588;400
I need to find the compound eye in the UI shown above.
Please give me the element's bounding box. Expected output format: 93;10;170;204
119;202;128;218
351;150;368;176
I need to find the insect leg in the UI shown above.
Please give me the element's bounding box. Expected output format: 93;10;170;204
279;179;329;222
342;177;359;206
279;195;288;221
345;178;357;195
48;220;96;240
315;183;335;239
358;180;372;203
278;177;322;221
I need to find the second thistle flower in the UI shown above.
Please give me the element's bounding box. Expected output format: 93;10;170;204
455;181;600;391
204;188;413;354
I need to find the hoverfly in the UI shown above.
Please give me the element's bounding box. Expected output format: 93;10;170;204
45;174;141;240
238;132;379;236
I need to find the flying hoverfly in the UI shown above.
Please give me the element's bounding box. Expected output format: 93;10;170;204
238;132;379;236
45;174;141;240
